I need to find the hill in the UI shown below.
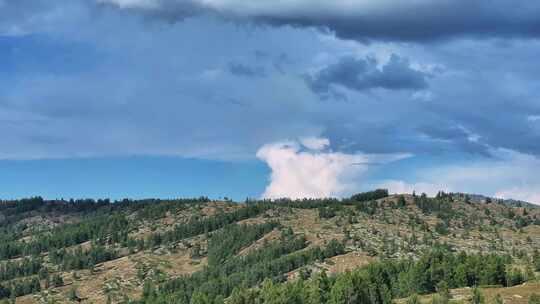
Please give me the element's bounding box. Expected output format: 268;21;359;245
0;191;539;304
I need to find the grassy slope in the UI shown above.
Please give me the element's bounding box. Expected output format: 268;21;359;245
2;196;539;303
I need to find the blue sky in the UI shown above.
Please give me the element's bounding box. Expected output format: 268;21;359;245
0;157;268;200
1;1;540;203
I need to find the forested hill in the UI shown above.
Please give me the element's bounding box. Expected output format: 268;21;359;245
1;191;540;304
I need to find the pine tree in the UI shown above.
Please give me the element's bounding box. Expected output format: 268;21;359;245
397;195;407;208
471;287;484;304
52;274;64;288
454;264;468;286
436;281;450;303
67;286;78;301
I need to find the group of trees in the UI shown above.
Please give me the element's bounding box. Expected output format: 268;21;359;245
141;203;273;250
0;197;225;263
0;213;130;260
356;200;380;215
314;189;390;217
207;222;279;266
139;228;345;304
350;189;389;202
318;206;340;219
0;277;40;299
49;245;117;271
414;193;455;220
0;197;218;300
178;248;525;304
0;271;65;300
264;189;389;211
0;197;45;219
0;196;211;222
0;257;42;282
534;250;540;271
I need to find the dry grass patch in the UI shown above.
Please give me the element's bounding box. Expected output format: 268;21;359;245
323;252;375;274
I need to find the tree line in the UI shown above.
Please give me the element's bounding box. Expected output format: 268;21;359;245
203;248;526;304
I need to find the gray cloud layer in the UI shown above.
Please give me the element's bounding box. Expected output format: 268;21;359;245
227;62;267;78
1;0;540;163
306;55;429;100
98;0;540;42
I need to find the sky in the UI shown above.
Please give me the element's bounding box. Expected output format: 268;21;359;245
1;0;540;203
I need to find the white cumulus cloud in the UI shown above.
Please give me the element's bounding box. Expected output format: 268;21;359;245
97;0;159;9
374;149;540;205
256;138;409;199
376;180;445;197
299;137;329;150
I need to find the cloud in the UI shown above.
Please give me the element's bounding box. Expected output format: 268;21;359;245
3;0;540;165
0;0;92;37
227;62;267;78
528;115;540;122
98;0;158;9
252;51;292;74
374;149;540;204
376;180;446;197
256;138;409;199
305;54;429;100
495;187;540;205
97;0;540;42
418;124;491;156
0;0;49;36
299;137;329;150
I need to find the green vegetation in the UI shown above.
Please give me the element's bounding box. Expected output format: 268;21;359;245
137;248;523;304
350;189;389;202
207;222;279;266
471;286;484;304
49;244;118;271
0;258;42;281
530;293;540;304
0;190;539;302
142;236;344;303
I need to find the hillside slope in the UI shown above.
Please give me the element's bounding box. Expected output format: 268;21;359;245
0;191;539;303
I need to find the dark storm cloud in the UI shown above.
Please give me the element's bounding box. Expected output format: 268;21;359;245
306;55;429;100
227;62;267;78
260;2;540;43
99;1;540;43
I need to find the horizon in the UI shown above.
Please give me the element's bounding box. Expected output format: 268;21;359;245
0;187;531;206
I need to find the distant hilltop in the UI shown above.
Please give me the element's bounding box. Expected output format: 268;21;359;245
449;192;538;208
